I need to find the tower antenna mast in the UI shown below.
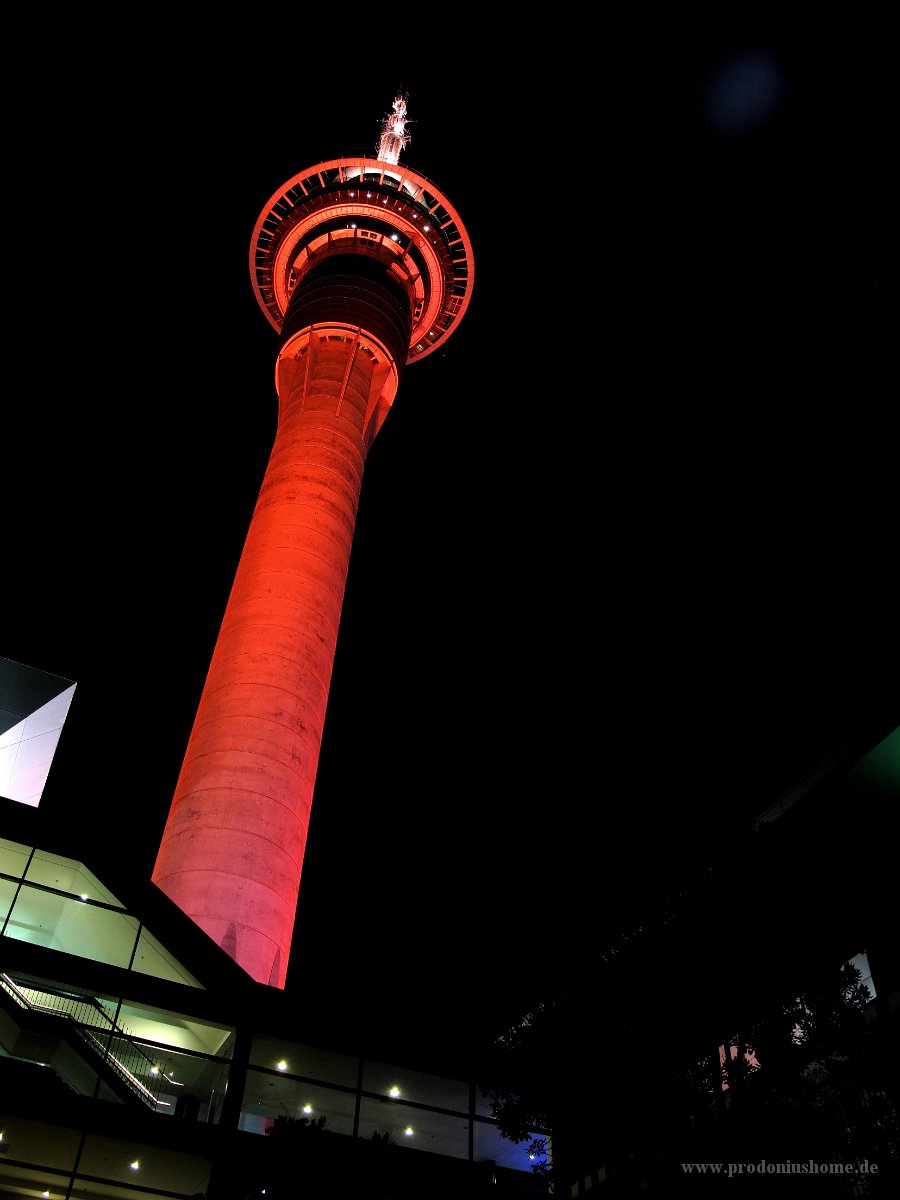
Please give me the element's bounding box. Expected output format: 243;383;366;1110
376;92;410;164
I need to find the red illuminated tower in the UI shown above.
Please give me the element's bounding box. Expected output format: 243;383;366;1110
151;96;473;988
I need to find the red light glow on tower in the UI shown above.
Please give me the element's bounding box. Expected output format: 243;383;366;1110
151;97;474;988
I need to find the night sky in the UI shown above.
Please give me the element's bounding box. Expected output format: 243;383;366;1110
5;27;894;1070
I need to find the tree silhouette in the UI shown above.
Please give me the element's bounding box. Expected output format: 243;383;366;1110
680;960;899;1195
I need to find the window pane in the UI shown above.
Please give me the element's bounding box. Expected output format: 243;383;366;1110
249;1034;359;1087
0;837;31;879
132;926;204;988
24;850;123;906
355;1094;468;1157
362;1059;468;1113
6;884;138;966
77;1131;211;1195
0;983;104;1099
0;876;17;927
115;998;234;1058
0;1114;81;1170
474;1084;501;1118
241;1068;358;1136
357;1093;410;1144
473;1119;543;1173
390;1104;469;1160
4;883;59;947
133;1043;231;1124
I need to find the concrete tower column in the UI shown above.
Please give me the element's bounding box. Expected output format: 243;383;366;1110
153;316;402;986
152;98;473;986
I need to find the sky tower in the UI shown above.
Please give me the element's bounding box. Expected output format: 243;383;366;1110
151;96;474;988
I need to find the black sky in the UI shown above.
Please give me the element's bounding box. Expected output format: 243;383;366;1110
5;27;894;1069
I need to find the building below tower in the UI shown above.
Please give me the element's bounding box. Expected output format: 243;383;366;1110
1;827;550;1198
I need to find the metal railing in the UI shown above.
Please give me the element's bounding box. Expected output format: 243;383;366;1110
0;972;164;1108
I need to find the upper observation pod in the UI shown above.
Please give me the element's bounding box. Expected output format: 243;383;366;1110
249;95;474;365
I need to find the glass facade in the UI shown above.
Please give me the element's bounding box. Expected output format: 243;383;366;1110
0;1114;212;1198
1;837;552;1193
0;973;234;1120
240;1037;548;1172
0;838;202;986
240;1071;358;1137
361;1057;469;1112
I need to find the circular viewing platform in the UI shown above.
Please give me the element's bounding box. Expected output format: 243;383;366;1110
250;158;474;364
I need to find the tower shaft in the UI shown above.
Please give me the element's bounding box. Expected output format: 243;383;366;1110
153;326;398;987
152;105;473;987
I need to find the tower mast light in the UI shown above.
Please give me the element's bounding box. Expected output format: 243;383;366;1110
376;92;410;165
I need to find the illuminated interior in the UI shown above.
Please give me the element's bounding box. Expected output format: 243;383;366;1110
2;837;550;1195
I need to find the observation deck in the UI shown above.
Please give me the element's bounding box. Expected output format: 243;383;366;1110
249;157;474;365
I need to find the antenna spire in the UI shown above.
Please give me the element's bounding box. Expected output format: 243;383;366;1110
376;92;410;165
